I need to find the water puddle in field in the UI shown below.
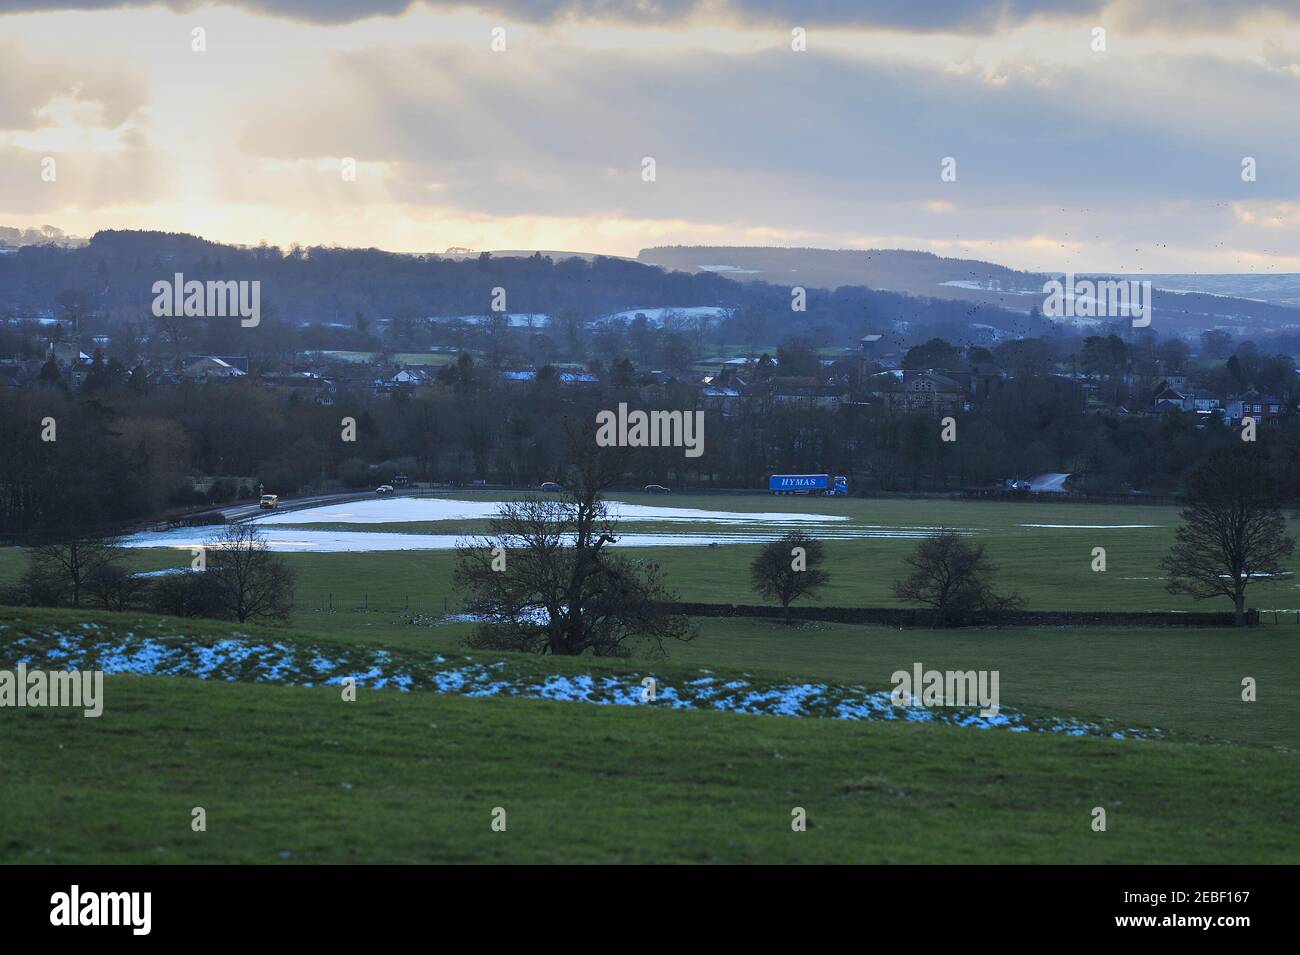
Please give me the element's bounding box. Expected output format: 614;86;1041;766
0;622;1162;740
254;497;850;526
120;527;949;552
121;504;970;552
117;496;995;552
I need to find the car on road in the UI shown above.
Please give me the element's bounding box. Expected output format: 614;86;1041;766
375;485;394;495
644;484;671;494
259;494;279;509
540;482;562;491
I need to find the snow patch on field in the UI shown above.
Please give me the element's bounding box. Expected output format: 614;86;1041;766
0;623;1163;740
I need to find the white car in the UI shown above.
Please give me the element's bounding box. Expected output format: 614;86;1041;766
375;485;394;495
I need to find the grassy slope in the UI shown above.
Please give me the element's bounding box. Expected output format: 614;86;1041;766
665;618;1300;749
3;605;1295;748
3;674;1297;864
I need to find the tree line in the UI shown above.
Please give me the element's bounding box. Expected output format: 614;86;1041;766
8;523;295;624
8;360;1300;540
10;442;1288;638
454;442;1291;655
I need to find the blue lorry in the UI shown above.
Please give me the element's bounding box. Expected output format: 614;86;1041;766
769;474;849;496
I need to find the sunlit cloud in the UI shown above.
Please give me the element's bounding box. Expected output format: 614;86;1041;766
1;1;1299;273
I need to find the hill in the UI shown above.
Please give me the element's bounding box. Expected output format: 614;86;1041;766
2;605;1296;863
639;245;1300;337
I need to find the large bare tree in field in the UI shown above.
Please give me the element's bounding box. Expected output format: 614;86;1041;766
1163;446;1295;626
892;529;1021;626
205;523;296;623
749;530;831;624
454;421;694;656
20;534;124;607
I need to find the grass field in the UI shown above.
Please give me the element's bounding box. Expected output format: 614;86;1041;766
2;494;1297;863
8;491;1290;644
3;658;1296;863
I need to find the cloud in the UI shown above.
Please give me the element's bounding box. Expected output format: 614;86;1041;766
0;142;173;213
5;0;1300;30
0;0;1105;29
3;0;1300;272
239;41;1300;210
0;42;147;131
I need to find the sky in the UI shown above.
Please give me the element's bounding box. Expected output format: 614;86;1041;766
1;0;1299;273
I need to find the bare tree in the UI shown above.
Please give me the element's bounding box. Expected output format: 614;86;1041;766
893;530;1020;626
204;523;296;623
20;534;123;607
87;563;151;611
749;530;831;624
454;421;694;656
1163;446;1295;626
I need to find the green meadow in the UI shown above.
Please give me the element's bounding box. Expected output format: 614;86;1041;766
1;493;1297;863
3;674;1295;864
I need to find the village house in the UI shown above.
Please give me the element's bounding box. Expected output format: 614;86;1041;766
1225;391;1283;425
181;355;246;381
260;371;337;405
771;378;850;410
47;341;93;388
872;369;972;414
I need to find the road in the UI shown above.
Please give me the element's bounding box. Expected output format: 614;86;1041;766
215;491;377;523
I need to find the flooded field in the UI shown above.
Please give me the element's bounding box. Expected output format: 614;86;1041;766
122;495;973;552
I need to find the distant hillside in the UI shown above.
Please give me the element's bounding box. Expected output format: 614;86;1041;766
639;245;1036;295
0;231;742;325
8;231;1300;342
439;249;638;264
1126;273;1300;310
0;224;88;250
0;230;1055;353
639;245;1300;337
